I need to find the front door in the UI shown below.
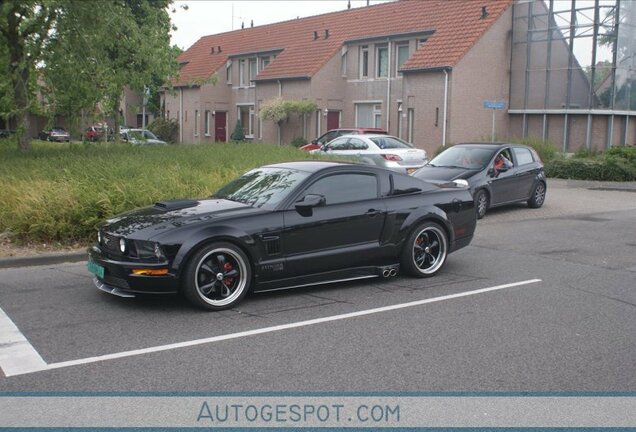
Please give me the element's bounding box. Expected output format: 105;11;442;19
214;111;227;142
327;111;340;131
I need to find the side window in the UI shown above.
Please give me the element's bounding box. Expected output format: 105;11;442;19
349;138;368;150
391;174;423;196
304;173;378;205
319;131;337;144
513;147;534;165
328;138;350;150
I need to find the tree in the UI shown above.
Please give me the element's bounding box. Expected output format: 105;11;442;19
260;97;317;144
231;119;245;141
0;1;179;151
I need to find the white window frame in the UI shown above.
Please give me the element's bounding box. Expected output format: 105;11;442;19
376;44;388;78
239;59;247;87
259;56;270;71
373;104;382;128
237;104;255;137
354;101;382;128
359;45;369;78
249;58;257;86
315;109;322;136
204;110;211;136
396;42;409;75
226;60;232;84
341;46;348;77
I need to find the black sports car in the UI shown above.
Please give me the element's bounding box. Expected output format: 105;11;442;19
87;162;476;310
412;143;547;219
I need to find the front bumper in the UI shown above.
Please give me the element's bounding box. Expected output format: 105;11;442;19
88;246;179;296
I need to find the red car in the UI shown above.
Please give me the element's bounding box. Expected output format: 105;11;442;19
299;127;387;151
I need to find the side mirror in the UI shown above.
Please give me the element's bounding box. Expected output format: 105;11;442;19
295;194;325;210
311;139;317;144
321;145;328;152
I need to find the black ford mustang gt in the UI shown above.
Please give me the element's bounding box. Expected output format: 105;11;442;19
88;161;476;310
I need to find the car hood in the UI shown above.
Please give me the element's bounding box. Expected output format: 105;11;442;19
102;198;262;238
414;166;480;181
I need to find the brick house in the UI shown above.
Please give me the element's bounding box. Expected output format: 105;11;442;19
161;0;513;155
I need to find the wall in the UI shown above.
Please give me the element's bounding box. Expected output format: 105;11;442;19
450;5;513;144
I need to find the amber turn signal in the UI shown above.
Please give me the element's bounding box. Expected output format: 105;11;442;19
131;268;169;276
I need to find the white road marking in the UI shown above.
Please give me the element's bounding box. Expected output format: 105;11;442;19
0;306;48;377
2;279;541;377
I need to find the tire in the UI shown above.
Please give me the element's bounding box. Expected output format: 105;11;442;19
474;189;489;219
528;181;546;208
182;242;251;310
400;222;448;278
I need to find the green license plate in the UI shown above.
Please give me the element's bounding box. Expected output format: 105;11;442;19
87;258;105;279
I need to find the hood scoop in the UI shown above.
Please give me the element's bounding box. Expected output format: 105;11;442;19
153;199;199;211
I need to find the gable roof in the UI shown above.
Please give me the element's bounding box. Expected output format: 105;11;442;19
174;0;512;86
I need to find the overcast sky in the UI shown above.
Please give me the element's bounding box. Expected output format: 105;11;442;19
170;0;393;50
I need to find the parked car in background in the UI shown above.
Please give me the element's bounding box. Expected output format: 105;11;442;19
299;127;387;151
120;129;167;145
0;129;15;138
84;125;114;142
39;127;70;142
313;134;427;174
412;143;546;219
88;161;476;310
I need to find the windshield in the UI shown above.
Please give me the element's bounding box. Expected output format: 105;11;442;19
429;146;497;169
370;136;413;149
213;167;310;210
143;130;158;140
128;131;145;141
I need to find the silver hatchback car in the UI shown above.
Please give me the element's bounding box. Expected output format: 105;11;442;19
313;134;428;174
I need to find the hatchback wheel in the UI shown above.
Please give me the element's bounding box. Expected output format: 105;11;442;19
183;242;251;310
528;182;546;208
475;189;489;219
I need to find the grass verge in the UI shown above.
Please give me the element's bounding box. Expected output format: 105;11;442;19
0;139;321;245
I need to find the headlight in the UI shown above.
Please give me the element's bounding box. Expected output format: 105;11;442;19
119;238;127;253
134;240;166;260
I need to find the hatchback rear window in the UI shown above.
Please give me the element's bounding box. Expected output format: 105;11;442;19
370;136;413;149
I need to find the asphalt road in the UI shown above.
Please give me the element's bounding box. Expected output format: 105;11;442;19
1;181;635;392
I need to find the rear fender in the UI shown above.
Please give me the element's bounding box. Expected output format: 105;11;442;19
399;205;454;247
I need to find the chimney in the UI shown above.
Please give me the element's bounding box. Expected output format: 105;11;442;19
347;0;351;9
313;31;319;40
241;21;244;29
251;19;254;27
324;29;329;39
480;6;489;19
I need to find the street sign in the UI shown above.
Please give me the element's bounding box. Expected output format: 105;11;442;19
483;100;506;110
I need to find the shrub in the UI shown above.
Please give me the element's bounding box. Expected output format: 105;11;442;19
546;157;636;181
572;147;601;159
148;118;179;143
605;145;636;163
290;137;308;148
231;119;245;141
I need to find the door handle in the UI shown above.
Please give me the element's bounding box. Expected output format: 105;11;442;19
366;209;381;217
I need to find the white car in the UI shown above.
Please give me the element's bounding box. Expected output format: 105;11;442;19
313;134;427;173
120;129;167;145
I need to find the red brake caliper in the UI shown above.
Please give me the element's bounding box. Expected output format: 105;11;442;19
223;262;234;287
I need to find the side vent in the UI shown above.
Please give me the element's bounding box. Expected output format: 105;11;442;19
262;235;281;255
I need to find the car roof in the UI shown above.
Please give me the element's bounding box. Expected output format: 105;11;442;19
453;142;530;150
264;160;385;173
335;134;401;140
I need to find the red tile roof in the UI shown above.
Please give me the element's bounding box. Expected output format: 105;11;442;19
174;0;512;86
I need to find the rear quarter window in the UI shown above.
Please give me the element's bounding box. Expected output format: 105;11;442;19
513;147;534;165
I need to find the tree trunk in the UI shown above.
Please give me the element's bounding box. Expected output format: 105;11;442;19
15;69;31;152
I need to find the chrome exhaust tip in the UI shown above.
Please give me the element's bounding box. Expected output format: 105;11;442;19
382;269;391;278
389;269;397;277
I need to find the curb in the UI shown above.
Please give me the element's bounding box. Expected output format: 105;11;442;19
0;251;86;269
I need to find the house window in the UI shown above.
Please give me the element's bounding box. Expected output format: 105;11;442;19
249;58;257;85
315;109;322;136
226;61;232;84
407;108;415;143
260;56;270;71
359;45;369;78
355;103;382;128
239;59;247;87
194;110;199;136
205;110;211;136
376;44;388;78
396;43;409;74
417;38;427;49
237;105;254;137
341;47;348;76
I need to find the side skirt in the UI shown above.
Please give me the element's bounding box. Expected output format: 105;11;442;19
253;265;399;293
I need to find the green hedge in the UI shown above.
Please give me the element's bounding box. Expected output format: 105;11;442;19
546;149;636;181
